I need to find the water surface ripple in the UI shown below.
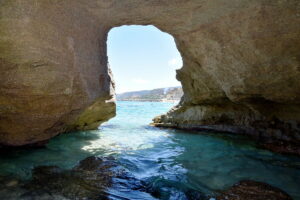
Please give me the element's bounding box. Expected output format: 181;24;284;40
0;101;299;199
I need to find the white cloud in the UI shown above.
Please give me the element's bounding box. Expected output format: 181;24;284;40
168;57;183;69
132;78;149;84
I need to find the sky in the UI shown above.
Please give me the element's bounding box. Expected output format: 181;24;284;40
107;25;183;94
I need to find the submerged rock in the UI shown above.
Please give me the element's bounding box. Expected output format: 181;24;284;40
25;156;117;200
216;180;293;200
0;157;296;200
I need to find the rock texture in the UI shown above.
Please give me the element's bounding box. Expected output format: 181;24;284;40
0;156;151;200
0;156;126;200
216;180;292;200
26;156;116;200
0;0;300;146
0;0;117;146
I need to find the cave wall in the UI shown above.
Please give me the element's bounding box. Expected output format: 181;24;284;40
0;0;299;146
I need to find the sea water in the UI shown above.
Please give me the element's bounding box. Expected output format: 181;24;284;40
0;101;299;199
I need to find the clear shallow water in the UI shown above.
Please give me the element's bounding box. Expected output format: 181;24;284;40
0;101;300;199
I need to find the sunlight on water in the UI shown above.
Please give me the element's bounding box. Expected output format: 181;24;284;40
0;101;300;200
80;128;164;153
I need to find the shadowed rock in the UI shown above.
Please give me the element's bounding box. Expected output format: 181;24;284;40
25;156;118;200
216;180;293;200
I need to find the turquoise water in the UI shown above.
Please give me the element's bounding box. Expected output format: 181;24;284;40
0;101;300;199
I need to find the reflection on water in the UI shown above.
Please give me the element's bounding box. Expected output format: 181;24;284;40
0;101;299;200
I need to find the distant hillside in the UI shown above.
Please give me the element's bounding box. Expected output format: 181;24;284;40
116;87;183;102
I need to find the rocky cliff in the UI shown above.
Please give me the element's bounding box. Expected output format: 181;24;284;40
0;0;299;147
117;87;183;101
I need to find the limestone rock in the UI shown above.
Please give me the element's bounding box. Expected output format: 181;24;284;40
0;0;300;147
0;0;117;145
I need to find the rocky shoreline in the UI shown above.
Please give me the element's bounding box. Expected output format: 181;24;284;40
118;99;180;103
0;156;294;200
152;103;300;156
152;120;300;156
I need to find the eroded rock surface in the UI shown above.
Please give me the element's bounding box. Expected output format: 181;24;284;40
0;0;117;146
216;180;293;200
0;0;300;146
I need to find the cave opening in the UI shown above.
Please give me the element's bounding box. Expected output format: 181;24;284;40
107;25;183;103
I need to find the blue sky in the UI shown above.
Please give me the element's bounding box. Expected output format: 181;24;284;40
107;25;182;94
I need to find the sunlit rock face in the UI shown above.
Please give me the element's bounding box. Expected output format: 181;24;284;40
153;0;300;153
0;0;117;146
0;0;300;146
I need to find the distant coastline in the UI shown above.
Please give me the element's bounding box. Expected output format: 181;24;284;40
117;99;180;103
116;87;183;103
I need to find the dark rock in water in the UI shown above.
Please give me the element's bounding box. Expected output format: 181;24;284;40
143;176;207;200
32;166;63;180
19;156;156;200
216;180;293;200
260;141;300;156
0;156;148;199
75;155;116;171
0;159;295;200
25;156;118;200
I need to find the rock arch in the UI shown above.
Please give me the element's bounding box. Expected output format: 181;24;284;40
0;0;299;150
